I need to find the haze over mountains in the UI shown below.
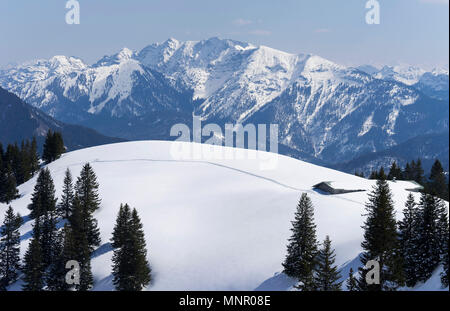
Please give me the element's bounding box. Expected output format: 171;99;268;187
0;88;123;151
0;37;448;172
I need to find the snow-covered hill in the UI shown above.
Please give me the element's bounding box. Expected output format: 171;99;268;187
0;38;448;164
1;141;447;291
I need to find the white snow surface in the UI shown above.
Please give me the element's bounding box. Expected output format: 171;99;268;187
1;141;448;291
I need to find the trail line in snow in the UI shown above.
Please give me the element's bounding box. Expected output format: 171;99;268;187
54;157;366;206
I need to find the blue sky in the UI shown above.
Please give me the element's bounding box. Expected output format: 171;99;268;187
0;0;448;69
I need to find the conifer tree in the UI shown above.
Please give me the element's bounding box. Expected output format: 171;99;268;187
0;164;19;204
378;167;387;180
403;162;413;180
75;163;101;252
415;193;443;282
46;227;70;291
58;168;74;219
0;206;23;290
388;161;403;180
42;130;65;163
111;204;131;249
437;204;449;288
358;179;403;291
28;168;57;219
398;193;420;287
412;159;425;185
282;193;319;291
428;160;449;201
112;206;151;291
346;268;358;291
22;217;44;291
68;196;95;291
315;236;342;291
30;137;40;175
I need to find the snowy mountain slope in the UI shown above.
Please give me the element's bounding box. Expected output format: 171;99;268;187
0;87;123;151
357;65;449;101
0;38;448;164
0;51;193;124
1;141;447;291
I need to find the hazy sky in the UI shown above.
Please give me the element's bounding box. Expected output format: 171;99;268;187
0;0;448;69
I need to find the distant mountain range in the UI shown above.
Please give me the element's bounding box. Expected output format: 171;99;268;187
0;37;448;171
0;87;123;151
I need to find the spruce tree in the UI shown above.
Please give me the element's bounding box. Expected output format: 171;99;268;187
22;217;44;291
1;164;19;204
415;193;443;282
46;227;70;291
388;161;403;180
346;268;358;291
42;130;65;163
75;163;101;252
30;137;40;175
112;206;151;291
68;196;95;291
358;179;403;291
0;206;23;290
403;162;413;180
58;168;74;219
437;204;449;288
428;160;449;201
282;193;319;291
315;236;342;291
111;204;131;249
398;193;420;287
28;168;57;219
413;159;425;185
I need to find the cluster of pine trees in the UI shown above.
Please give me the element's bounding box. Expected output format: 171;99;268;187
361;159;449;201
0;139;39;204
283;193;342;291
42;130;65;164
0;131;66;204
0;163;151;291
283;178;449;291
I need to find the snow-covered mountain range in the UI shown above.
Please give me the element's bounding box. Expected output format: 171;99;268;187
1;141;447;290
0;37;448;166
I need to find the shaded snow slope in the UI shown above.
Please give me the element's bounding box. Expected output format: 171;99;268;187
1;141;447;291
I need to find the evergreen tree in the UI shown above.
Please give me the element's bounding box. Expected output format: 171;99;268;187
28;168;57;219
0;164;19;204
412;159;425;185
42;130;65;163
30;137;40;175
315;236;342;291
0;206;23;290
441;235;449;288
112;206;151;291
40;208;59;269
415;193;443;282
428;160;449;201
68;196;95;291
378;167;387;180
282;193;319;291
75;163;101;252
437;204;449;288
358;179;403;291
46;227;70;291
111;204;131;249
398;193;420;287
403;162;413;180
22;217;44;291
58;168;74;219
388;161;403;180
346;268;358;291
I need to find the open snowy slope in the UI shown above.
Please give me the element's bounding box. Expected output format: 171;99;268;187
0;141;446;291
